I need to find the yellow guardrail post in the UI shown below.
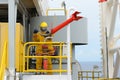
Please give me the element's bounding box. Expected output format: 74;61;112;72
81;71;83;80
86;72;88;80
0;42;7;80
59;42;62;75
92;71;94;80
27;45;30;70
23;42;26;72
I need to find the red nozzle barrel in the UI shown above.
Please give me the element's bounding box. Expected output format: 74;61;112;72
51;11;83;34
99;0;107;3
51;18;73;34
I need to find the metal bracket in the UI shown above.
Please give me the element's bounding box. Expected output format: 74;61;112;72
8;69;15;77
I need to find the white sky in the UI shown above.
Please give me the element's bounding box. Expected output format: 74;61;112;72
47;0;120;76
48;0;101;62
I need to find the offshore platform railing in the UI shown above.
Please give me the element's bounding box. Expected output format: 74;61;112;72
99;78;120;80
78;71;120;80
78;71;101;80
23;42;72;74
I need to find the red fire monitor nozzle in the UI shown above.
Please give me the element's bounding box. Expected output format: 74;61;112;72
51;11;83;34
99;0;107;3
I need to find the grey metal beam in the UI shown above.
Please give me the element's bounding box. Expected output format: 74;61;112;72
18;0;29;17
0;0;8;4
8;0;18;80
108;0;118;40
113;51;120;78
23;14;27;42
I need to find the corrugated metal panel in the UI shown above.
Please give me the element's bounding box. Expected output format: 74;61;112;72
0;23;24;71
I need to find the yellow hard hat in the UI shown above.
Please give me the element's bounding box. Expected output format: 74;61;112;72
40;22;48;28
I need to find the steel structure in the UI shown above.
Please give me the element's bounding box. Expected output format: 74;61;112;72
8;0;17;80
6;0;120;79
0;0;87;80
99;0;120;78
3;0;48;80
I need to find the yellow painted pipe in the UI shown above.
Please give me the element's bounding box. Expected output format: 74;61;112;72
23;70;67;73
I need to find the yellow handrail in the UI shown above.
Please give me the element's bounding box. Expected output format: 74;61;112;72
23;42;72;73
0;42;7;80
78;71;101;80
99;78;120;80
